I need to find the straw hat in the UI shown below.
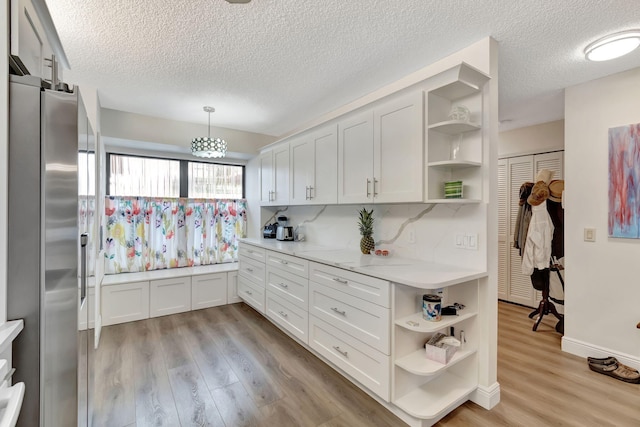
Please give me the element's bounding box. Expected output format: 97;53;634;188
527;181;550;206
548;180;564;203
534;169;554;185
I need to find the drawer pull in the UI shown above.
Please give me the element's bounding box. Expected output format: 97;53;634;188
332;277;348;284
247;249;254;254
331;307;346;316
333;346;348;357
246;267;254;272
278;282;289;288
245;290;253;296
278;310;288;318
279;260;289;265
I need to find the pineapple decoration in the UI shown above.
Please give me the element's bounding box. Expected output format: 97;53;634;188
358;207;375;254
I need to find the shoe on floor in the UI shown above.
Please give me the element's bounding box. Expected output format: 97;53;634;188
588;361;640;384
587;357;639;373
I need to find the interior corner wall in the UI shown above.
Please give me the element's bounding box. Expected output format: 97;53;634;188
498;120;564;158
563;67;640;365
0;0;9;324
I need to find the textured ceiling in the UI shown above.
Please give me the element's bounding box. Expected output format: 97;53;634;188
45;0;640;136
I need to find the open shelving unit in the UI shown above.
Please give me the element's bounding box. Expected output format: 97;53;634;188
395;348;476;376
425;63;490;203
395;311;477;333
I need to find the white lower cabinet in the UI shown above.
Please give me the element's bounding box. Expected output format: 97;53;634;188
238;275;266;314
266;291;309;344
102;281;150;326
150;277;192;317
227;271;241;304
309;315;390;401
192;273;228;310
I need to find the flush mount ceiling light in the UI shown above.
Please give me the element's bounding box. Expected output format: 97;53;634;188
191;106;227;159
225;0;251;3
584;30;640;61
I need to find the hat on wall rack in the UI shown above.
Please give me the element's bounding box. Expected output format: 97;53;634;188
191;106;227;159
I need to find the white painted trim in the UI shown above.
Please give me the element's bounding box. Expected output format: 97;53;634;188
562;336;640;371
498;148;564;160
470;382;500;410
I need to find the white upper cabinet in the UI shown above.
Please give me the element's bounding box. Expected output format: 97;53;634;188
11;0;54;79
373;92;424;203
290;124;338;205
260;143;290;206
338;91;424;204
338;111;375;204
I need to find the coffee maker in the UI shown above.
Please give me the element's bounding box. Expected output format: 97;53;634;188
276;216;294;241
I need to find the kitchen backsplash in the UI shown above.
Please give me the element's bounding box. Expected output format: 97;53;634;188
258;203;486;270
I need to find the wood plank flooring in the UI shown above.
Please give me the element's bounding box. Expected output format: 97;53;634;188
87;302;640;427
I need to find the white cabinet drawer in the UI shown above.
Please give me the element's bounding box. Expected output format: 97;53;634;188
266;251;309;278
238;275;265;314
192;272;228;310
309;262;390;307
266;291;309;344
102;281;150;326
266;266;308;310
309;282;390;354
238;255;266;287
309;316;390;401
239;244;266;263
150;277;192;317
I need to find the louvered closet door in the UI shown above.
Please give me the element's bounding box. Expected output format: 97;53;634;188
533;151;564;303
497;159;509;300
507;156;535;307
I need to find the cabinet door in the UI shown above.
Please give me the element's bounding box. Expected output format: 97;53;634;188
290;136;314;205
259;151;273;205
10;0;52;78
338;111;374;204
311;124;338;204
373;92;424;203
272;144;290;205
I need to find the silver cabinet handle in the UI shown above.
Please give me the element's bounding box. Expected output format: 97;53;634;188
366;178;371;198
373;178;379;197
278;282;289;288
305;186;310;200
246;267;254;272
331;307;346;316
247;249;254;254
332;277;348;284
279;310;288;318
308;186;314;199
80;233;88;304
245;290;253;296
279;260;288;265
333;346;348;357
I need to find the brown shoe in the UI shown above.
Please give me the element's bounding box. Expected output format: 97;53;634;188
588;362;640;384
587;357;639;373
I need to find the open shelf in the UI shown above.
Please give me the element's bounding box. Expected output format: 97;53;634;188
395;311;477;333
427;160;481;169
425;198;482;204
395;348;477;376
430;79;480;101
428;120;481;135
393;372;477;420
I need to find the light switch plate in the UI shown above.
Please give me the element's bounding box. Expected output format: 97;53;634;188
584;227;596;242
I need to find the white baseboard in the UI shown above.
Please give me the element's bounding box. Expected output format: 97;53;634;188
562;336;640;370
470;382;500;410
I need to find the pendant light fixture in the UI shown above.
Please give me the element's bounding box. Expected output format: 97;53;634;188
584;30;640;61
191;106;227;158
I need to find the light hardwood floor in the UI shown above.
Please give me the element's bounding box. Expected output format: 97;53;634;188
84;302;640;427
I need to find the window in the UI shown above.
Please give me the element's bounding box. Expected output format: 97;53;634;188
108;154;180;197
106;154;244;198
188;162;244;199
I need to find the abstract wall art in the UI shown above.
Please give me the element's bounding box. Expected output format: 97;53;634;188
608;123;640;238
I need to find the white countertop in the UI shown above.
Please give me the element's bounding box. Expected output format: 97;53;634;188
240;238;487;289
0;320;24;354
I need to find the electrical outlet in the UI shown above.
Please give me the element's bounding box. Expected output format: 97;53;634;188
584;227;596;242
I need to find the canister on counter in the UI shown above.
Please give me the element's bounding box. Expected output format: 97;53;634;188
422;294;442;322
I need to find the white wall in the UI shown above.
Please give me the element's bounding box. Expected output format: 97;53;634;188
1;0;9;325
498;120;564;158
101;108;276;158
563;67;640;367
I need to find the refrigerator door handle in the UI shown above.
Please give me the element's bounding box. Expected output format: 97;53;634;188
80;233;88;305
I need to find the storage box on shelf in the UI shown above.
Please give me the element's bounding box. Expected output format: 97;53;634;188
425;63;490;203
392;280;479;425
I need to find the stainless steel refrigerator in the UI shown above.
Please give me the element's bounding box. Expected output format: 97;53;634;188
7;74;86;427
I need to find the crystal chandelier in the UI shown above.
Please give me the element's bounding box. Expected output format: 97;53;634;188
191;106;227;158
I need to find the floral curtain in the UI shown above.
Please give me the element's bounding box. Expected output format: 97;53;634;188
104;197;247;274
